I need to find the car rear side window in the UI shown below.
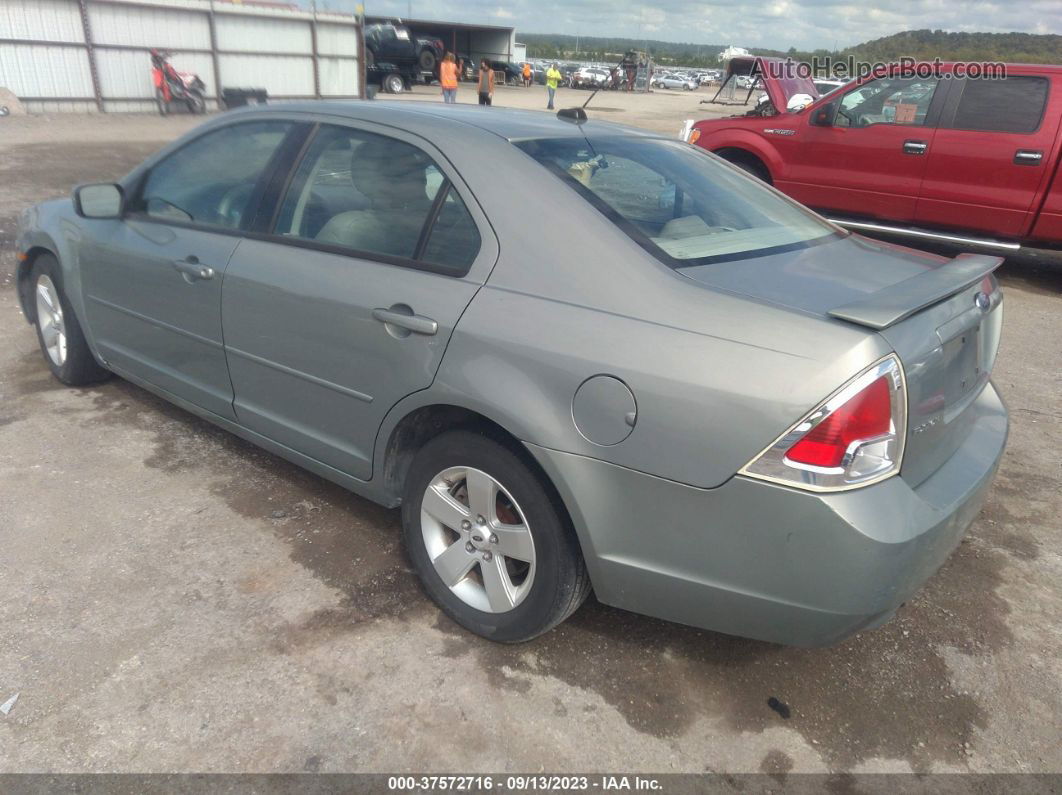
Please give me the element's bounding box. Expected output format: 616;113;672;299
139;121;292;229
274;124;479;275
516;136;836;267
949;77;1049;134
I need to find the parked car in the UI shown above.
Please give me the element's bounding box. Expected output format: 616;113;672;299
364;23;444;75
653;74;697;90
571;67;609;89
15;103;1007;646
488;61;524;86
691;57;1062;248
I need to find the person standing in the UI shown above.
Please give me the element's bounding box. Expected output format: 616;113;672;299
545;63;562;110
477;59;495;106
522;62;532;87
439;53;458;103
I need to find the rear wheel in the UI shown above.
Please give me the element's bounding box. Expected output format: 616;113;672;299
383;73;404;94
30;254;110;386
402;430;591;642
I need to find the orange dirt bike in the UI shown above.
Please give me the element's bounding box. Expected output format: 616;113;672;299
151;49;206;116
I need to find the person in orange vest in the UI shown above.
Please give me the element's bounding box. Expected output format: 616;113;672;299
522;62;532;87
440;53;459;103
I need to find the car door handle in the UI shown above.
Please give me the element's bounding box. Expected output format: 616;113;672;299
902;140;928;155
1014;149;1043;165
372;307;438;336
172;257;215;281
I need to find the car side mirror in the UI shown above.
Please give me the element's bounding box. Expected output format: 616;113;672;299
810;102;837;127
73;183;123;219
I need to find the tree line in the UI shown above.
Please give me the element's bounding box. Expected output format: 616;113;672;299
522;29;1062;67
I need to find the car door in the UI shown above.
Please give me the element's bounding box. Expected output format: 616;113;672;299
778;76;948;221
915;73;1061;238
221;121;497;481
79;119;301;419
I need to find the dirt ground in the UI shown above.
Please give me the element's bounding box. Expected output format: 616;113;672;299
0;92;1060;777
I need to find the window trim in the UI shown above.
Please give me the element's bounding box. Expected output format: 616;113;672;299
262;120;484;278
938;75;1050;135
124;119;308;234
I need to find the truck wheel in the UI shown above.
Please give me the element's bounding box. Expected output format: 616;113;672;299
722;153;772;184
418;49;437;72
30;254;110;386
383;73;404;94
402;430;592;642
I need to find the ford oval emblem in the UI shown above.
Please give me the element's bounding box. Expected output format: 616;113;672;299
974;292;991;312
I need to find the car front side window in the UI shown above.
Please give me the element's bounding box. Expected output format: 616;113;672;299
837;77;939;128
137;121;293;229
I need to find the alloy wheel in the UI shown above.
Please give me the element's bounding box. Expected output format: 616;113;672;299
420;466;536;613
35;274;67;367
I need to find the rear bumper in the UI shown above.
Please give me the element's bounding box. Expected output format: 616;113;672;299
526;381;1008;646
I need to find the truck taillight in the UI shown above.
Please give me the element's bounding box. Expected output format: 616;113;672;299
741;355;907;492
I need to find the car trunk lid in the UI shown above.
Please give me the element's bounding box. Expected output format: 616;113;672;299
679;233;1004;487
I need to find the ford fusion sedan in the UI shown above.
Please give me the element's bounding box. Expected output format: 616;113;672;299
15;103;1007;645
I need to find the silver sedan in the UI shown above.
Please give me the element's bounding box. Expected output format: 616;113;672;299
15;102;1007;645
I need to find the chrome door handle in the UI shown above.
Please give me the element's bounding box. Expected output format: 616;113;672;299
172;257;215;281
1014;149;1043;165
902;140;928;155
372;306;438;336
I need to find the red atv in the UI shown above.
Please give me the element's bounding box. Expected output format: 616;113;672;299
151;49;206;116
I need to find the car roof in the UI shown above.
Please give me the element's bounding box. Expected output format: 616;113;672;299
235;100;659;142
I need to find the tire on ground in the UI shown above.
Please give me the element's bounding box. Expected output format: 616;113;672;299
401;429;592;642
29;253;111;386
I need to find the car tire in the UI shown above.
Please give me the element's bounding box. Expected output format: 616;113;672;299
383;73;404;94
728;157;771;183
402;429;591;642
30;254;111;386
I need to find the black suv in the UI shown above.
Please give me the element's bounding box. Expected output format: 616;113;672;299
364;23;444;73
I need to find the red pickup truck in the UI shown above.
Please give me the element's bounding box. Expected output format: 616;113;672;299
690;57;1062;250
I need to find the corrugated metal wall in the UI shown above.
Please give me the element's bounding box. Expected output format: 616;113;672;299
0;0;362;112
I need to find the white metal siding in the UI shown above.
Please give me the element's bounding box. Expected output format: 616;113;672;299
0;43;92;96
318;56;356;96
316;22;357;57
215;14;309;54
96;47;214;98
218;53;313;96
89;3;210;49
0;0;84;43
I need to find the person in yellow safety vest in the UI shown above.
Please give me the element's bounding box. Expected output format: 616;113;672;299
440;53;458;104
546;63;562;110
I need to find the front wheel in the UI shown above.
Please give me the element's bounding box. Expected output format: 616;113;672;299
383;73;404;94
30;254;110;386
155;88;169;116
402;430;591;642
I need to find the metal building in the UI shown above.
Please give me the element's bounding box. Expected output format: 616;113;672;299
364;15;516;65
0;0;364;112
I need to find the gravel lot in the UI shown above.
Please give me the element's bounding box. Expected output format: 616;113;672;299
1;92;1060;776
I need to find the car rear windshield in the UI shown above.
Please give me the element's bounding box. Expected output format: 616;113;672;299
515;136;837;266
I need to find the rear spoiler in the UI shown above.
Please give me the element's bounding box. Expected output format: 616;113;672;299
828;253;1003;330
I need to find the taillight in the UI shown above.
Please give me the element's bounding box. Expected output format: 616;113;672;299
741;355;907;491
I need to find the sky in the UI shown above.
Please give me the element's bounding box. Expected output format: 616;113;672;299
341;0;1062;52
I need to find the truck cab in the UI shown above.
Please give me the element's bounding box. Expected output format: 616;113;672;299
691;59;1062;248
